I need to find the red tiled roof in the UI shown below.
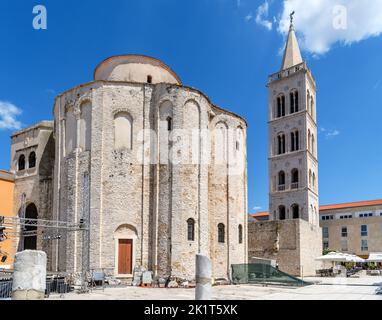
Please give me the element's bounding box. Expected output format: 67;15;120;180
320;199;382;211
250;199;382;218
251;211;269;217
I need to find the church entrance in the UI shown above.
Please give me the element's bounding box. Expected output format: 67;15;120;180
118;239;133;275
23;203;38;250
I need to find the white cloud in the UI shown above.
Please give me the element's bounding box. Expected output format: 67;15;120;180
245;13;253;22
320;127;340;139
253;206;262;211
0;101;22;130
278;0;382;54
256;1;273;30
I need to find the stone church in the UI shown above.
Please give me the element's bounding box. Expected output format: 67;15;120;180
248;19;322;276
10;54;248;281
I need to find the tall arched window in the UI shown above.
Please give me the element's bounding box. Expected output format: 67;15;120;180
187;218;195;241
114;112;133;150
292;204;300;219
308;130;311;152
18;155;26;171
277;134;286;155
277;95;285;118
278;171;286;191
28;152;36;169
167;116;173;131
291;130;299;151
311;134;315;156
307;90;311;114
290;90;299;114
311;97;315;119
312;172;316;189
279;206;286;220
238;225;243;244
291;169;299;189
218;223;225;243
79;101;92;151
309;169;312;187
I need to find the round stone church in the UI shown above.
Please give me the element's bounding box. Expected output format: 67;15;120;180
12;55;248;281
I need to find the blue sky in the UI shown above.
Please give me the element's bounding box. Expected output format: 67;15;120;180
0;0;381;212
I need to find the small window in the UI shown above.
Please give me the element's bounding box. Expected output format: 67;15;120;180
323;240;329;250
361;239;368;251
28;152;36;169
323;227;329;238
341;227;348;238
238;224;243;244
341;240;348;252
167;117;173;131
187;218;195;241
147;75;152;84
279;206;286;220
292;204;299;219
218;223;225;243
361;225;368;237
18;155;26;171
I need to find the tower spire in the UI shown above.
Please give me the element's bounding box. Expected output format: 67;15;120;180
281;12;302;71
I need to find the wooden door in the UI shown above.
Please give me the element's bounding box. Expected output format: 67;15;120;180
118;239;133;274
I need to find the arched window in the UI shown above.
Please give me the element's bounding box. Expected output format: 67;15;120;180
277;134;286;155
311;134;315;155
290;90;299;114
28;152;36;169
312;172;316;188
277;95;285;118
291;130;299;152
291;169;299;189
308;130;311;152
218;223;225;243
311;97;315;118
114;112;133;150
238;225;243;244
79;101;92;151
278;171;286;191
147;75;153;84
309;169;312;187
292;204;300;219
187;218;195;241
307;90;311;114
167;117;173;131
279;206;286;220
18;155;26;171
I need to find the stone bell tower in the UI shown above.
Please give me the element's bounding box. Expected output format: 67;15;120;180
268;16;319;227
248;15;322;277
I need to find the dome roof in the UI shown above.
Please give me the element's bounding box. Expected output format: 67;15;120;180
94;54;182;85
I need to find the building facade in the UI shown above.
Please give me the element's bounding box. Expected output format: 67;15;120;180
320;200;382;258
11;55;248;281
0;170;15;269
251;199;382;259
248;20;322;277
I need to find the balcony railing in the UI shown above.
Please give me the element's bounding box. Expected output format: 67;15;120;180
278;184;286;191
268;62;308;83
291;182;299;189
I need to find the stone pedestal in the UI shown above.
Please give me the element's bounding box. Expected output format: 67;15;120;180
195;254;212;300
12;250;47;300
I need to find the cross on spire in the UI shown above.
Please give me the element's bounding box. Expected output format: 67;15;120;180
290;11;295;26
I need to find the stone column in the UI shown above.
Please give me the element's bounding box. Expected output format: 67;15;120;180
12;250;47;300
195;254;212;300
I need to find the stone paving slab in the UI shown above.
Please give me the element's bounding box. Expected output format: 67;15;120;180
48;277;382;300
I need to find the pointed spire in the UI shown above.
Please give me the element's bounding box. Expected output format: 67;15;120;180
281;13;303;71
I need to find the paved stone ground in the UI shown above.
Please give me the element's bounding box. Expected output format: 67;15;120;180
48;276;382;300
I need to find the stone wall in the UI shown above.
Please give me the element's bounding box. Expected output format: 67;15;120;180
248;218;321;277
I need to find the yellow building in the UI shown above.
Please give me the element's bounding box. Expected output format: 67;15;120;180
0;170;15;269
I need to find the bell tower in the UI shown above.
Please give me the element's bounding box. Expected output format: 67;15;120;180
268;16;319;227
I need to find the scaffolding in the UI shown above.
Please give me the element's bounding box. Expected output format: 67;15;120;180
0;178;91;293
